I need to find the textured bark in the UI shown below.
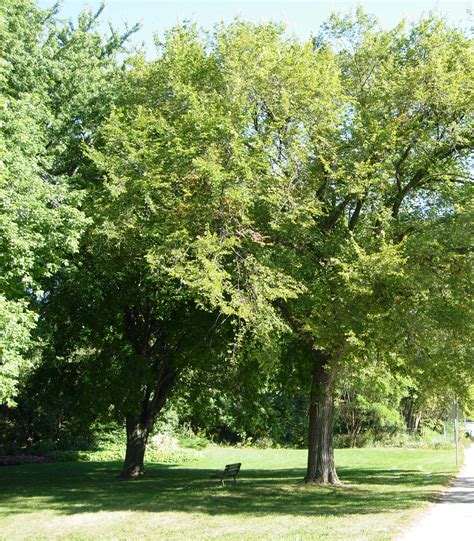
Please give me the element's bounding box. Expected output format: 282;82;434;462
121;365;176;478
121;415;149;478
304;352;340;485
305;384;319;482
120;369;175;479
403;396;422;433
120;374;172;479
120;306;179;479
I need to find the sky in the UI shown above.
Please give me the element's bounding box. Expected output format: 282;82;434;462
38;1;472;55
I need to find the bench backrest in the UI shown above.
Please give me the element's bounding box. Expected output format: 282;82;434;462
224;463;241;474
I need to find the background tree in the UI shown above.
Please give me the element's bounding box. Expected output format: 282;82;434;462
336;360;411;447
303;11;473;482
1;0;82;403
236;10;473;483
0;0;136;404
44;24;301;478
4;7;471;487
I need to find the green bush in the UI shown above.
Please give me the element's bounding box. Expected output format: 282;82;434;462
178;434;209;449
47;447;199;464
252;436;275;449
47;450;88;462
333;428;471;450
93;427;125;449
45;426;201;464
146;447;198;464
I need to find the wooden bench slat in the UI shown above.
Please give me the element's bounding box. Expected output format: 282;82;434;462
214;463;241;486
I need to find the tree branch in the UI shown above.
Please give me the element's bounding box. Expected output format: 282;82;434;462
324;195;352;230
348;198;364;231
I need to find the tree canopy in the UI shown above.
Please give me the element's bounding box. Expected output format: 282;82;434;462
1;2;472;482
0;0;137;404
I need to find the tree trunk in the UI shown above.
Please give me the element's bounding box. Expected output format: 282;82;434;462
304;351;340;485
121;415;149;479
120;363;176;479
120;306;180;479
403;396;422;433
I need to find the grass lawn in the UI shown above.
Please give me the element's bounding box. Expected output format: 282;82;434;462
0;446;461;540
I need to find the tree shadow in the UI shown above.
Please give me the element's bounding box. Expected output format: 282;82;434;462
0;460;455;518
438;475;474;504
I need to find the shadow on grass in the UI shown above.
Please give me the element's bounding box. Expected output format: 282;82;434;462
0;460;454;518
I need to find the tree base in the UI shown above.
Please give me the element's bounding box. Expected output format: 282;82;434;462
119;466;145;480
303;471;341;486
303;477;342;486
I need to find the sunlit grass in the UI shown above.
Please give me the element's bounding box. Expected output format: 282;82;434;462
0;447;460;540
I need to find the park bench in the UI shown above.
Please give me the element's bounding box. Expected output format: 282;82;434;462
214;463;241;486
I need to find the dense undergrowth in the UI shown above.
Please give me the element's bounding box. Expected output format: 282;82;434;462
2;425;469;466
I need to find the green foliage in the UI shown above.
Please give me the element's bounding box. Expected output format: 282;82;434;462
346;427;472;450
258;9;474;411
0;0;135;404
334;356;412;445
2;7;472;466
177;434;209;450
0;298;36;403
47;447;198;464
85;21;307;337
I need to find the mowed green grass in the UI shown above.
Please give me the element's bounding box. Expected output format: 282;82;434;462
0;446;460;540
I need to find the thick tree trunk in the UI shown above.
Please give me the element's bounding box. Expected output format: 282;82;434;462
121;305;181;479
403;396;422;433
120;376;173;479
304;352;340;485
120;360;176;479
121;415;149;479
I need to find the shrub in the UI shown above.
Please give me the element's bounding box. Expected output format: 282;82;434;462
45;435;200;464
334;427;471;450
252;437;275;449
0;454;49;465
178;434;209;449
149;432;180;453
146;447;198;464
47;450;87;462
